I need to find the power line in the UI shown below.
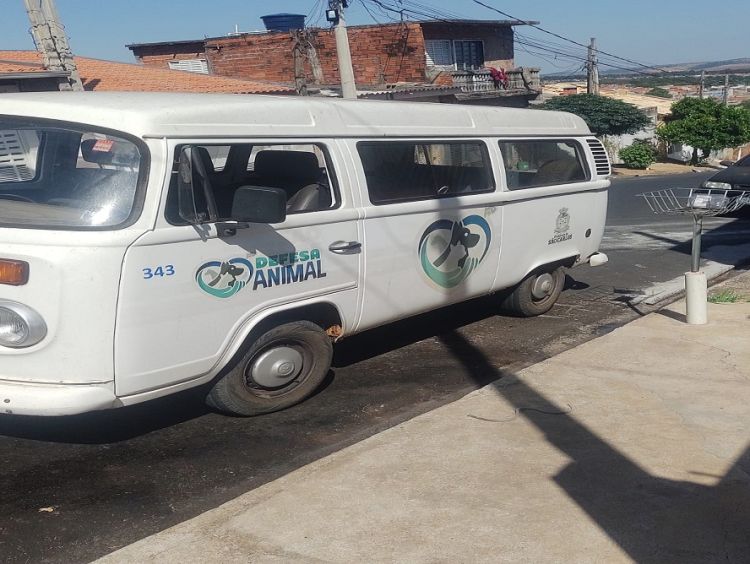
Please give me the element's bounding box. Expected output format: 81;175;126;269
356;0;386;24
307;0;326;27
516;42;585;71
513;32;671;78
470;0;672;75
363;0;455;23
362;0;669;78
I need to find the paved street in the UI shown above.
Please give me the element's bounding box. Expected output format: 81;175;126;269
2;172;749;563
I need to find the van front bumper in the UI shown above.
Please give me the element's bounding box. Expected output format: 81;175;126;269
0;379;118;416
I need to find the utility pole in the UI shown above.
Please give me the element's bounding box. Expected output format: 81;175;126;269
24;0;83;91
326;0;357;99
699;70;705;99
587;37;599;95
723;74;730;106
291;30;308;96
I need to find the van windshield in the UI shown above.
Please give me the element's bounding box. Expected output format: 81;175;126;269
0;120;144;229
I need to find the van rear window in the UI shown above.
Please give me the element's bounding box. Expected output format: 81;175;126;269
357;141;494;205
0;121;144;229
498;140;588;190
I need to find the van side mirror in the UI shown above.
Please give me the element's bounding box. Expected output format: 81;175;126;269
719;159;736;167
231;186;287;224
177;146;200;224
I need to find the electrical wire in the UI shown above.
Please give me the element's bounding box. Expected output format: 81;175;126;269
307;0;326;27
470;0;672;75
515;35;655;76
515;32;659;76
361;0;671;79
360;0;386;24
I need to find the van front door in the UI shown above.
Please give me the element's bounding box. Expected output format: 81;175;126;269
114;141;361;397
350;139;501;332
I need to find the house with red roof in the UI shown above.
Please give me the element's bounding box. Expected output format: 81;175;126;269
0;50;293;95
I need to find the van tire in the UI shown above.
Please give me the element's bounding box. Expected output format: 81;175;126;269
501;266;565;317
206;321;333;416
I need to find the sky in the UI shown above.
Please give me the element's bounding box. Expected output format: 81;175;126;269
2;0;747;75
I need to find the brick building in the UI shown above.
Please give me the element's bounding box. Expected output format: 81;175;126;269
128;20;541;106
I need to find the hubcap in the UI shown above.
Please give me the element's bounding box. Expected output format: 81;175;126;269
531;273;555;300
249;346;304;388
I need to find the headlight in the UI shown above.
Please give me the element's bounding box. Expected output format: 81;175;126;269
701;181;732;190
0;301;46;348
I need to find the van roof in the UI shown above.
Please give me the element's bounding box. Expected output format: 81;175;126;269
0;92;592;138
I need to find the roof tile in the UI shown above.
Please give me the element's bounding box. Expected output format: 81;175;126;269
0;51;293;94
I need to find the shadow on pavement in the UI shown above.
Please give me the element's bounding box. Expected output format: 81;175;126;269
656;309;688;323
333;293;504;367
633;215;750;257
0;387;211;444
439;330;750;563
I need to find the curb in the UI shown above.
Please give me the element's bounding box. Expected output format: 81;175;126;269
630;261;734;306
629;243;750;306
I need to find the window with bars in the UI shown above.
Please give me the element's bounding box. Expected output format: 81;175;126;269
425;39;485;70
454;40;484;70
167;59;209;74
425;40;454;68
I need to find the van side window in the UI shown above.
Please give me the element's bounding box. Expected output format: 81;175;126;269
357;141;494;205
165;142;338;225
498;140;588;190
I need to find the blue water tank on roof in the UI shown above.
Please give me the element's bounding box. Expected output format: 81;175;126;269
261;13;306;32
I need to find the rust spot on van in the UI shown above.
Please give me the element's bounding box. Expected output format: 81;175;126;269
326;324;343;339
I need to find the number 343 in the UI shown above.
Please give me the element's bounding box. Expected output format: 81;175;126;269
143;265;175;279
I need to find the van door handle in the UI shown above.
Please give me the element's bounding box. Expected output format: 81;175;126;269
328;240;362;254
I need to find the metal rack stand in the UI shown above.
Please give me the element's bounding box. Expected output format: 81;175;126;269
639;187;750;324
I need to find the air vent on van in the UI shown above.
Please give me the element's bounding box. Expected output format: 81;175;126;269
586;138;611;177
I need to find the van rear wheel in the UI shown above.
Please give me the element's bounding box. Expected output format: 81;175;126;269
206;321;333;416
501;266;565;317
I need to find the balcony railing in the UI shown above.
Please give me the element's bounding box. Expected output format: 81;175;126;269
451;68;541;95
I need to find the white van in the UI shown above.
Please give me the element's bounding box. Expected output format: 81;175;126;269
0;93;609;416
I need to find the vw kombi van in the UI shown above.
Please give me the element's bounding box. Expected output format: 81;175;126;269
0;93;609;416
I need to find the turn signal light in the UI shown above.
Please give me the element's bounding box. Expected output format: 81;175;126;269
0;260;29;286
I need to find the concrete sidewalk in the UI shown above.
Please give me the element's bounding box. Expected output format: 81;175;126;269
98;274;750;563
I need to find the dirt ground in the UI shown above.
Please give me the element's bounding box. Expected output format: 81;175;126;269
612;161;717;177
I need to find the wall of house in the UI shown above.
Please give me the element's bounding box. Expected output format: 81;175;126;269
421;24;514;69
131;42;207;69
203;23;426;87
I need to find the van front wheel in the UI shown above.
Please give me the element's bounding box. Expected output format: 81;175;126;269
206;321;333;416
501;267;565;317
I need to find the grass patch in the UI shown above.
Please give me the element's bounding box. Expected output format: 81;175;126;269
707;289;745;303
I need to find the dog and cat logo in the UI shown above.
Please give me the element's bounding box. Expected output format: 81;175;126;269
418;215;492;289
196;210;564;297
195;258;253;299
196;249;326;298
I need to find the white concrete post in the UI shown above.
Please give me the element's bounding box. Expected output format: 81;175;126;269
685;271;708;325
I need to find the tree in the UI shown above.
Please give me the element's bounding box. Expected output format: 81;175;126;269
540;94;652;137
657;97;750;164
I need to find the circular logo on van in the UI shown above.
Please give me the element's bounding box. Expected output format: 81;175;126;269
196;258;253;298
418;215;491;289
